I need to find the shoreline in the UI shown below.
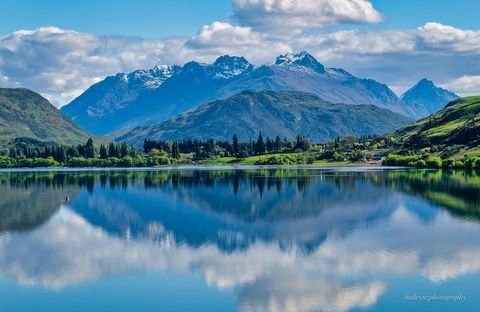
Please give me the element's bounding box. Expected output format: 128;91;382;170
0;163;410;173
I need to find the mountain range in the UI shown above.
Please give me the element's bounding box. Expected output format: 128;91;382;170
0;88;91;146
119;90;413;146
61;52;458;135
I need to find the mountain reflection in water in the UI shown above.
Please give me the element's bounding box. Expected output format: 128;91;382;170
0;168;479;312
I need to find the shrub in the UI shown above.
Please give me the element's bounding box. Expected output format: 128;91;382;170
425;157;442;169
67;157;93;167
255;154;308;165
414;159;426;168
17;157;60;168
118;156;134;167
332;152;345;162
383;154;422;166
350;150;366;162
442;158;455;169
465;158;480;170
0;156;16;168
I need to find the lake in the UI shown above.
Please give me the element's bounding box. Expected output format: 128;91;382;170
0;167;479;312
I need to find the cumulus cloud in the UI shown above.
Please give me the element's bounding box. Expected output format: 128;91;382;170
444;75;480;95
186;21;290;63
417;22;480;52
187;21;262;48
0;27;169;105
233;0;383;34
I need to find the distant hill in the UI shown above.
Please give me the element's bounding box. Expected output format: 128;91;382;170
401;78;459;117
0;88;92;146
119;91;413;146
391;96;480;158
62;52;419;135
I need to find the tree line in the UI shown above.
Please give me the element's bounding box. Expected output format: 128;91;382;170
143;132;312;159
0;138;174;168
7;138;138;162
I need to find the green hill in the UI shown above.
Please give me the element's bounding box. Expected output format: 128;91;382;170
119;90;413;146
0;88;92;146
391;96;480;158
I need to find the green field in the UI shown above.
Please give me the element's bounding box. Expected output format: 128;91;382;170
199;153;351;166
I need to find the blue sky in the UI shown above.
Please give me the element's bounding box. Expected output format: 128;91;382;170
1;0;479;38
0;0;479;105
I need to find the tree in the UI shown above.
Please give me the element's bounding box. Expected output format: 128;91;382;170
99;144;108;159
171;142;180;159
274;136;282;152
255;131;266;155
266;137;273;153
232;134;239;157
296;134;304;149
108;142;118;158
85;138;95;158
120;142;129;158
55;145;67;163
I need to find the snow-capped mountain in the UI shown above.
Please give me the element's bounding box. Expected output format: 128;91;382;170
217;52;406;116
401;78;459;117
62;52;442;135
62;56;254;134
61;65;180;134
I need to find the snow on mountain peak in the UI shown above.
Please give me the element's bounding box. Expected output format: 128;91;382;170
274;51;326;74
213;55;253;78
118;65;179;89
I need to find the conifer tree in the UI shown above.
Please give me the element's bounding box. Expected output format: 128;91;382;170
232;134;239;157
255;131;266;155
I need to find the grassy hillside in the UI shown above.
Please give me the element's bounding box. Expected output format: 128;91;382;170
120;90;413;146
0;88;92;146
391;96;480;158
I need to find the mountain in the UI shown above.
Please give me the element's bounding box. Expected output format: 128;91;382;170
401;78;459;117
62;52;416;135
0;88;92;146
219;52;408;115
61;65;180;135
119;91;413;146
391;96;480;158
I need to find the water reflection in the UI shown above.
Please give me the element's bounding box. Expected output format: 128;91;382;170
0;169;479;312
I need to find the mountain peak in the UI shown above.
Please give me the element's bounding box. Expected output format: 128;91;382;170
213;55;253;78
415;78;435;88
405;78;456;96
402;78;459;116
275;51;326;73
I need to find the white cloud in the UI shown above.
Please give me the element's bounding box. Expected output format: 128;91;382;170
0;27;168;105
233;0;383;34
187;21;262;48
443;75;480;95
417;22;480;52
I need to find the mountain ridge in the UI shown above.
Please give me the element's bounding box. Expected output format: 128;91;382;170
0;88;92;146
391;96;480;158
118;90;414;146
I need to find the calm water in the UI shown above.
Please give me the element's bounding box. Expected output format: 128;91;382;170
0;167;479;312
